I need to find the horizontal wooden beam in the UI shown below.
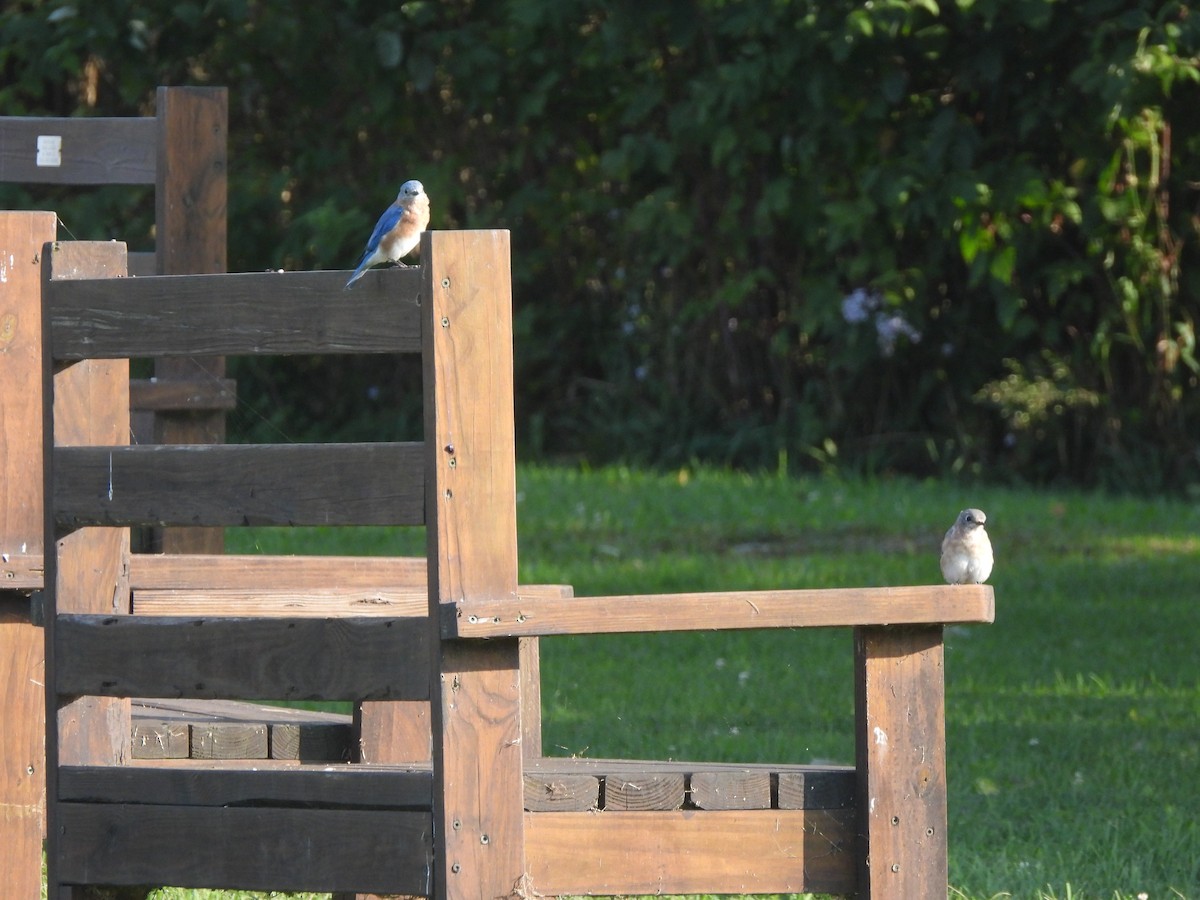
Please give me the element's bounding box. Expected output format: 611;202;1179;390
447;584;995;637
0;553;43;591
59;762;432;808
54;615;430;701
53;443;425;528
57;802;432;894
523;808;856;896
129;377;237;411
48;267;421;359
129;554;429;590
0;117;157;184
133;587;428;617
522;757;856;812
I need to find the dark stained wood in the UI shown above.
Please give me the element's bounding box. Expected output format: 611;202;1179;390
57;803;433;894
42;241;134;900
129;376;237;411
423;230;525;900
0;116;157;184
0;211;56;900
53;442;426;528
777;767;857;810
855;625;948;899
523;809;857;896
55;615;431;701
448;583;995;637
48;268;422;358
154;85;230;555
690;769;771;810
58;762;432;808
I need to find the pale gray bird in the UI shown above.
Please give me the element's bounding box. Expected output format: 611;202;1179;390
940;508;993;584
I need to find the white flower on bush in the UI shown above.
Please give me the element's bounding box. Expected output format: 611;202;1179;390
874;312;922;357
840;288;879;323
842;288;922;357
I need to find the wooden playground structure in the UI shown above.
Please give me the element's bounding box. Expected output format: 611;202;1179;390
1;91;995;900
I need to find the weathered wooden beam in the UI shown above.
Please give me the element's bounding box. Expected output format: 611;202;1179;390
0;117;157;184
42;241;135;900
129;376;237;411
57;803;432;894
523;809;856;896
855;624;948;898
55;615;431;701
129;553;429;590
423;230;525;900
448;583;995;637
58;762;432;808
132;587;428;617
48;267;422;359
0;209;56;900
53;442;425;528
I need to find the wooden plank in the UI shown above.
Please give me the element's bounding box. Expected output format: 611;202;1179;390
0;602;46;899
131;721;190;759
53;442;426;528
777;767;857;810
129;376;237;411
131;698;351;759
604;772;685;810
448;583;996;637
153;85;230;555
43;242;134;900
0;117;157;184
0;553;43;590
192;722;269;760
523;809;856;896
855;625;948;899
524;773;599;811
58;762;432;808
0;210;56;900
133;587;428;617
271;721;351;761
129;553;428;589
48;267;422;358
57;803;433;894
423;230;525;900
55;615;431;701
690;770;771;810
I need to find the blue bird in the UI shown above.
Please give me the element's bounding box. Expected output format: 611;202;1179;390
345;179;431;289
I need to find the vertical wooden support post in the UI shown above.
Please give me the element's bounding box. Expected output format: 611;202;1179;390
0;211;56;900
42;242;133;898
153;85;228;554
424;230;525;900
854;624;948;899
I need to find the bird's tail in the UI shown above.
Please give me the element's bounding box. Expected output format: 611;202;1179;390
344;265;367;290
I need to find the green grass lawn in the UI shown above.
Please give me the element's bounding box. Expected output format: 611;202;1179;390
148;468;1200;899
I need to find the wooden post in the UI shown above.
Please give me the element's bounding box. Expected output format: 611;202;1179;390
42;242;133;898
153;85;228;554
424;231;526;900
854;624;948;898
0;211;56;900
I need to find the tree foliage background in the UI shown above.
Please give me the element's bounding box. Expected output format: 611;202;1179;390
3;0;1199;490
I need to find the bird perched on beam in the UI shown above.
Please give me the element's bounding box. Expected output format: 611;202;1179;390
940;508;994;584
344;179;430;289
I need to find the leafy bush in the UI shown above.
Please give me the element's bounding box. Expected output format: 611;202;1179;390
3;0;1197;488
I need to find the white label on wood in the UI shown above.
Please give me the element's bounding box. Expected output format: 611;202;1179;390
37;135;63;167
